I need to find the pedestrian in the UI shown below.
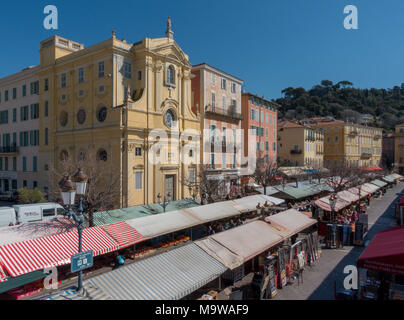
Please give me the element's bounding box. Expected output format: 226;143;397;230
207;225;214;235
114;252;125;269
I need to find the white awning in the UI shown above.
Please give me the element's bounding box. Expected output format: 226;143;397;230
182;201;241;223
125;211;201;239
195;238;244;270
265;209;317;236
210;221;284;261
231;195;284;212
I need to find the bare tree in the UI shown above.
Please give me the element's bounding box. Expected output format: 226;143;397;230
182;165;225;204
48;150;121;227
252;157;279;195
321;164;370;193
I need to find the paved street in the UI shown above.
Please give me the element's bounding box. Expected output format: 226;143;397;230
274;182;404;300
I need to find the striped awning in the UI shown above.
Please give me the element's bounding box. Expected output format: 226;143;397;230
0;265;7;283
0;227;119;277
86;243;227;300
101;222;145;249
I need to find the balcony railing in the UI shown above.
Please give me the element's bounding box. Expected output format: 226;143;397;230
0;146;19;154
290;149;302;155
205;105;243;121
361;152;372;158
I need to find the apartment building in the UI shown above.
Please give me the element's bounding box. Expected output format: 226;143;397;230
277;120;324;168
394;124;404;174
191;63;243;194
35;21;200;207
0;66;40;193
241;93;278;166
306;117;382;168
382;133;394;169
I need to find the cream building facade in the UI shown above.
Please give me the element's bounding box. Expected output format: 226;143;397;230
394;124;404;174
277;120;324;168
305;118;382;168
37;23;200;207
0;66;40;193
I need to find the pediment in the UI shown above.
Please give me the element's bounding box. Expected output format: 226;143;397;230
150;41;190;67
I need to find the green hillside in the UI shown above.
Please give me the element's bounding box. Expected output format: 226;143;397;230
275;80;404;132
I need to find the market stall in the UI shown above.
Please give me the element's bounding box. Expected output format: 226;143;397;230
0;226;119;278
92;198;201;227
265;209;318;237
100;221;146;249
210;221;286;263
381;175;395;186
0;270;49;297
314;196;351;213
371;179;388;188
85;243;228;300
347;186;370;200
357;226;404;300
395;195;404;226
336;190;359;203
361;183;380;195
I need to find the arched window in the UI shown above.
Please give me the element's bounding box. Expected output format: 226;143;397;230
167;65;175;85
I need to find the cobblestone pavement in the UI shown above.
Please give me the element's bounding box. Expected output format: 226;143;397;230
274;183;404;300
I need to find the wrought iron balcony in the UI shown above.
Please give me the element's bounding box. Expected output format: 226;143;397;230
0;146;19;154
205;105;243;121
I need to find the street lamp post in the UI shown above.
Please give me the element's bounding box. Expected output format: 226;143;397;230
329;193;338;221
157;192;172;213
59;169;88;294
328;193;338;249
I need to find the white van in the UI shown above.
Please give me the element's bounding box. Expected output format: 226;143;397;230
0;207;17;227
4;203;66;226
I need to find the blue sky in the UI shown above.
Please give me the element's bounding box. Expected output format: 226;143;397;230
0;1;403;99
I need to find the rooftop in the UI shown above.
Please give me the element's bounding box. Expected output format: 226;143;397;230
192;63;244;83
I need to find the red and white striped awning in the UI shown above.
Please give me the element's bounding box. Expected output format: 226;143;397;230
0;227;119;278
0;265;7;283
101;222;146;249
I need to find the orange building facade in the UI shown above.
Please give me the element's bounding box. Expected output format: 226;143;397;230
241;93;278;166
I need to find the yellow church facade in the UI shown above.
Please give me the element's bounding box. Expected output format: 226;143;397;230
37;24;200;207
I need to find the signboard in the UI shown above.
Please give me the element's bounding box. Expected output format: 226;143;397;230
21;208;41;223
71;250;93;273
